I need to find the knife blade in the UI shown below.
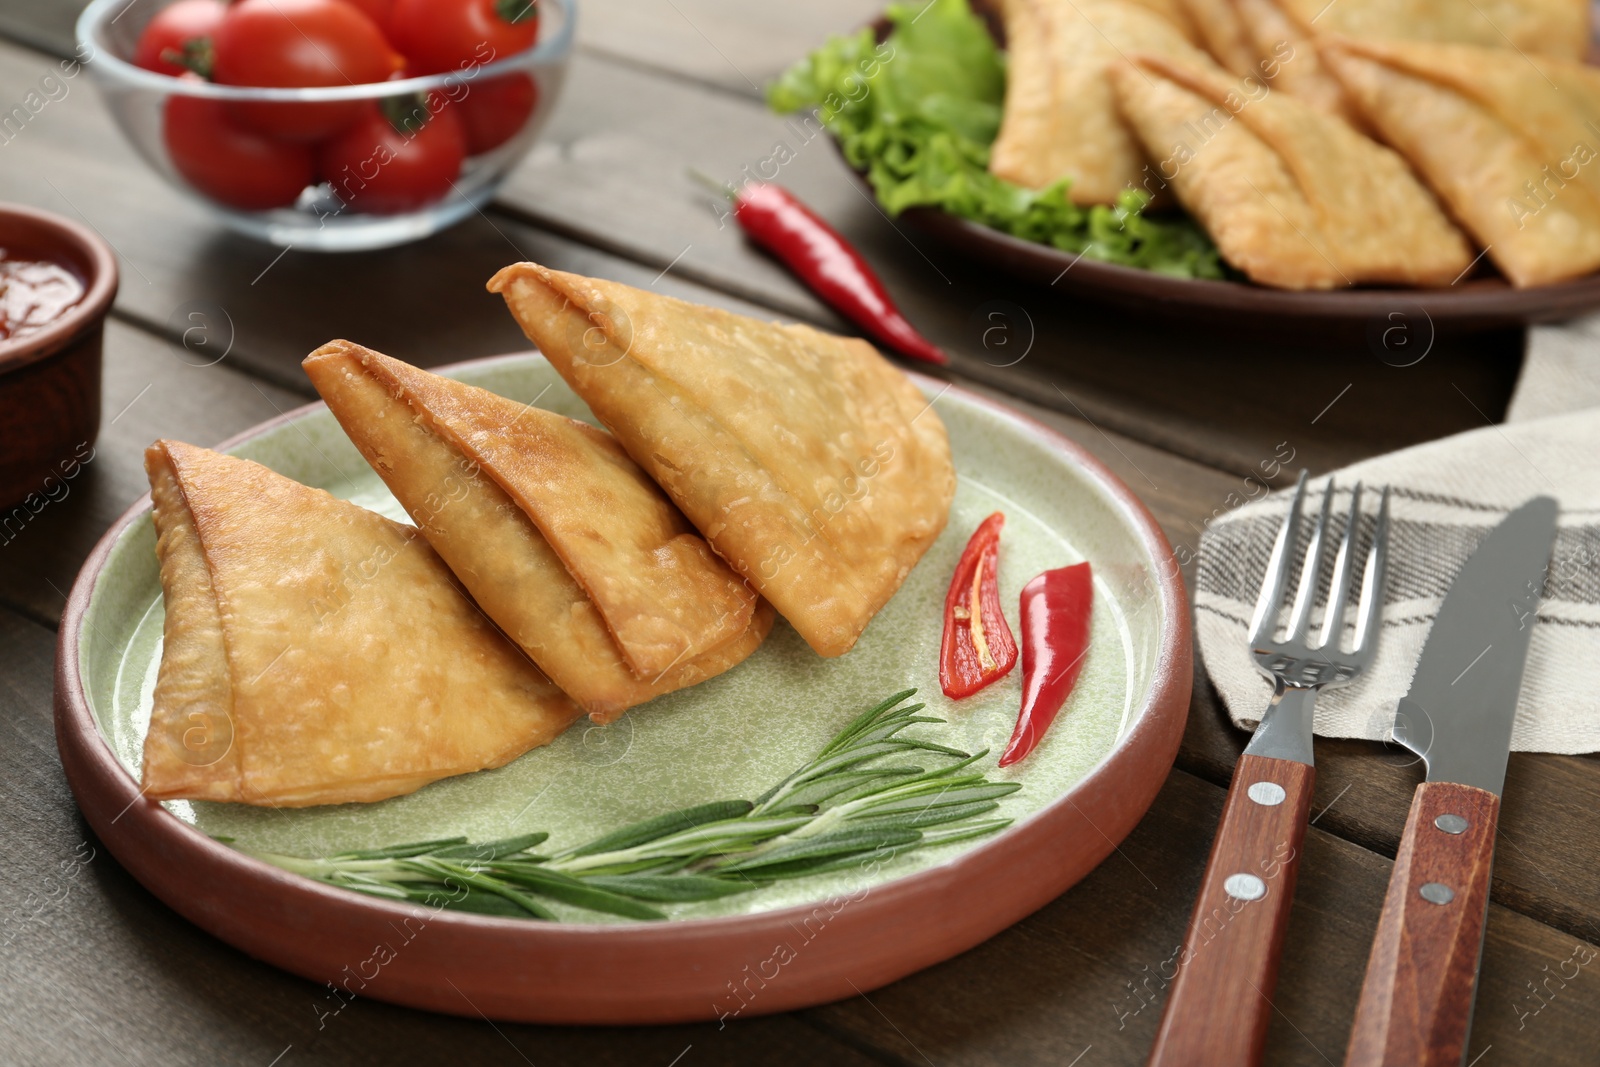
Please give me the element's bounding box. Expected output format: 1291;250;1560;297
1390;495;1558;796
1344;496;1558;1067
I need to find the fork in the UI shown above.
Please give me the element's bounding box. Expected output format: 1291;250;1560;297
1147;472;1391;1067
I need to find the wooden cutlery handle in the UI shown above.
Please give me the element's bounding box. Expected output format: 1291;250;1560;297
1344;781;1500;1067
1147;753;1314;1067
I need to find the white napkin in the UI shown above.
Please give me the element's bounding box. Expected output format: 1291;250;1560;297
1194;400;1600;754
1511;312;1600;420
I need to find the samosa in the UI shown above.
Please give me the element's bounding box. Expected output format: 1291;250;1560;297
1177;0;1258;75
1229;0;1357;123
1278;0;1588;61
1321;36;1600;287
1109;54;1473;288
142;440;582;807
488;263;954;660
304;342;772;720
990;0;1212;203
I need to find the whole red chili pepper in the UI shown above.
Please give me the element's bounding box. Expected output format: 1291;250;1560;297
939;512;1018;699
711;178;949;366
1000;562;1093;767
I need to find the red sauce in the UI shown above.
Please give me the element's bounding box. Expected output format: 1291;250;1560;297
0;250;85;344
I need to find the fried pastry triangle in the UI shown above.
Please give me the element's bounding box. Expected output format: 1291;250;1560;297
1229;0;1356;123
1321;37;1600;287
488;262;954;659
990;0;1211;203
1279;0;1588;61
142;440;582;808
1176;0;1258;76
1110;54;1473;289
304;343;772;720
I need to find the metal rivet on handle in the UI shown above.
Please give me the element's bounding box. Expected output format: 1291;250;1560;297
1224;874;1266;901
1420;882;1455;905
1435;814;1469;835
1247;782;1287;806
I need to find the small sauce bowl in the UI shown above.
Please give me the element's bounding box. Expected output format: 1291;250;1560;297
0;202;118;512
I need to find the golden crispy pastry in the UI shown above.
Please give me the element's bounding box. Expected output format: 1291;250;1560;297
304;342;772;720
1229;0;1356;122
990;0;1212;203
1109;54;1473;289
489;263;954;659
1177;0;1258;75
1279;0;1588;61
142;440;582;808
1321;37;1600;288
1123;0;1201;42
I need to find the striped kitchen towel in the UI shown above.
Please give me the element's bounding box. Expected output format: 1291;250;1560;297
1194;406;1600;754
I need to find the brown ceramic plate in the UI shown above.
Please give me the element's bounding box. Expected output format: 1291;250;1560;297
847;6;1600;332
55;352;1190;1024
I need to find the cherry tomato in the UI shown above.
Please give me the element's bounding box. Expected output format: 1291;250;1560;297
211;0;402;140
455;72;537;154
164;90;315;210
319;97;466;214
389;0;537;76
132;0;225;78
338;0;395;38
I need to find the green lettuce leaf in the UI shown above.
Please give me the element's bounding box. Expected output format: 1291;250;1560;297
768;0;1223;279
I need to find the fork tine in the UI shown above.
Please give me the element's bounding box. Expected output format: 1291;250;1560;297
1248;471;1308;645
1285;476;1336;642
1317;481;1364;651
1352;485;1391;655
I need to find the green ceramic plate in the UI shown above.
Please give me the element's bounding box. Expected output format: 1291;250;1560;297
58;353;1189;1022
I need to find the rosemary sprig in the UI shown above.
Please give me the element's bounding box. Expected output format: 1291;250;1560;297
243;690;1021;922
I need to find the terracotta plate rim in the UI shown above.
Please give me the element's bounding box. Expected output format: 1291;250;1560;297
53;351;1193;1023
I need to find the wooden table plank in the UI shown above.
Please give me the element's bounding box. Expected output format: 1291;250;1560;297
501;50;1526;478
8;598;1594;1066
0;609;886;1067
805;769;1600;1067
0;34;1526;485
1179;678;1600;948
578;0;881;97
917;384;1600;947
0;319;300;625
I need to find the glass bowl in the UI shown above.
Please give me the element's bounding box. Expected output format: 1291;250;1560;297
76;0;573;251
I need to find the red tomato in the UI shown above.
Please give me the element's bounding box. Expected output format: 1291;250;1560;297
455;72;537;154
389;0;537;76
211;0;402;140
163;91;315;210
319;98;466;214
132;0;225;77
339;0;396;36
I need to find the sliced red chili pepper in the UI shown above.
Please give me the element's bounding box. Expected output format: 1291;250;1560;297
697;175;949;366
1000;562;1093;767
939;512;1018;700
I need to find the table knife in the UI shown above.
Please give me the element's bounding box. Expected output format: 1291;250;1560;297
1343;495;1558;1067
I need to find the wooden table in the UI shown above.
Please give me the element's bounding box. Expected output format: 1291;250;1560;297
2;3;1596;1064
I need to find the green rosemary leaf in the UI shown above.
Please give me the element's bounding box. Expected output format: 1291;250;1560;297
776;767;924;810
487;863;667;920
845;799;1001;832
892;738;973;758
812;688;919;758
713;827;923;874
332;837;469;861
918;819;1015;847
245;688;1025;924
393;884;539;917
580;873;754;902
558;800;754;859
430;832;549;861
849;782;1021;818
401;858;557;919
